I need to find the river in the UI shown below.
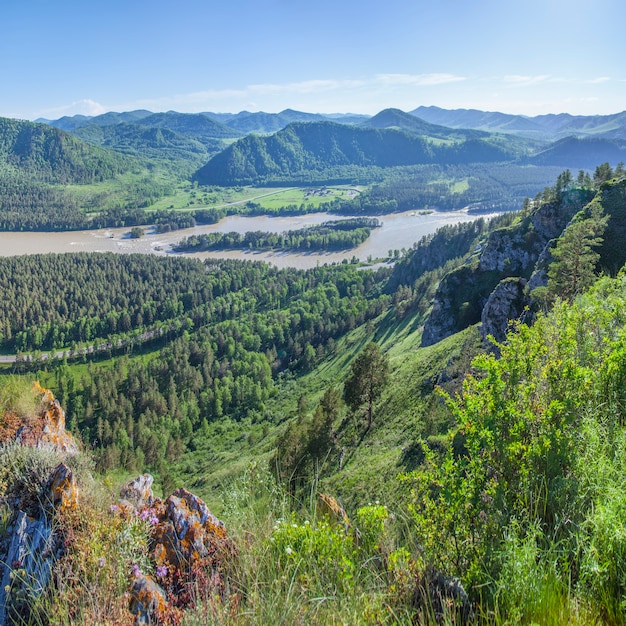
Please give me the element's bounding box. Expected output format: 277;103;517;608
0;210;492;269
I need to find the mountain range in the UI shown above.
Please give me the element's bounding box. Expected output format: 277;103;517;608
39;105;626;141
32;105;626;186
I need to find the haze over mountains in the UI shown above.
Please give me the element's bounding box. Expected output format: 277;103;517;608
35;105;626;183
38;105;626;141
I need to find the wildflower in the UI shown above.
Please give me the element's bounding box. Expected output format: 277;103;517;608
109;504;119;514
156;565;168;579
98;557;106;568
285;546;293;555
131;564;141;578
149;515;159;526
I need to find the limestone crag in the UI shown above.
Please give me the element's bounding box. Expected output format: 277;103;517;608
421;193;587;347
480;277;528;348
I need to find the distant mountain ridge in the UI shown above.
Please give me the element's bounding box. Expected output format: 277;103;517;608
360;108;490;141
411;105;626;140
31;107;626;186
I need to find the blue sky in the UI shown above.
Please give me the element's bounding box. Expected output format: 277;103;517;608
2;0;624;120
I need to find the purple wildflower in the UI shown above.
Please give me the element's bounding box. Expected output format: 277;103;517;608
156;565;168;579
131;564;142;578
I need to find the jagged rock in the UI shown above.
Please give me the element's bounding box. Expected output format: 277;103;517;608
151;488;230;573
129;574;167;625
0;463;76;625
480;277;528;348
316;494;350;527
120;474;155;511
14;383;78;456
421;195;585;347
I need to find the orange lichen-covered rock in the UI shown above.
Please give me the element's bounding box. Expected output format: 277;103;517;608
46;463;79;512
13;383;78;456
117;478;237;614
317;493;350;527
151;488;230;571
129;574;167;625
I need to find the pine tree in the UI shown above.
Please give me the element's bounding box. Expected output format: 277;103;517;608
547;203;608;302
344;342;389;429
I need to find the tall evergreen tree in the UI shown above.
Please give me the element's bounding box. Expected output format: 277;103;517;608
344;342;389;429
547;203;608;302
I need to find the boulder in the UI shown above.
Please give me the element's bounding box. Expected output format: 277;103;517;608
129;574;167;625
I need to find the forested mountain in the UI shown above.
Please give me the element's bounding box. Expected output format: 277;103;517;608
412;105;626;140
71;122;212;172
134;111;242;144
208;108;330;134
41;109;154;131
0;117;130;183
529;136;626;169
360;107;489;140
192;120;522;186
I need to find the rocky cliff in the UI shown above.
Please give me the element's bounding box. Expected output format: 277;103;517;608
420;188;595;347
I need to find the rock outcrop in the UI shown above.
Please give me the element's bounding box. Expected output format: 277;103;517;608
0;463;78;625
13;382;78;456
421;192;588;347
0;385;79;625
480;277;528;348
116;476;236;624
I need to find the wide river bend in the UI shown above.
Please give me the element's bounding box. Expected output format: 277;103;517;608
0;210;492;269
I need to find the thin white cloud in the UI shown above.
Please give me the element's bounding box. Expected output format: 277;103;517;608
248;78;367;95
503;74;552;87
376;73;467;86
586;76;611;84
37;99;108;118
125;75;467;112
